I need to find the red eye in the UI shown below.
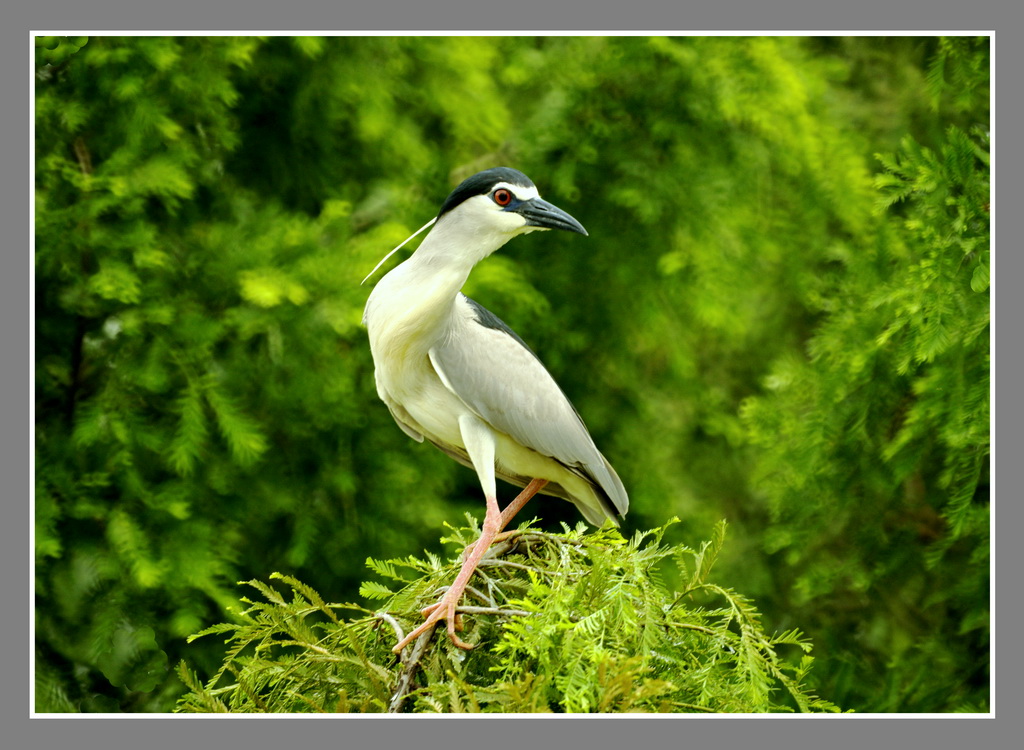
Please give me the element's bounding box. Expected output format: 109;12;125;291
492;189;513;206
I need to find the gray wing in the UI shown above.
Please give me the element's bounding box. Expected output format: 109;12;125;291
428;295;628;517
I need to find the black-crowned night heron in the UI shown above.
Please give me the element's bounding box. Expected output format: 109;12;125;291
362;167;628;652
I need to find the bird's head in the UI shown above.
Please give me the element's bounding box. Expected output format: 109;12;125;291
361;167;587;286
435;167;588;243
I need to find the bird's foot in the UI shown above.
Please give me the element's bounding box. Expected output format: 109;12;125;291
392;492;513;655
392;588;473;653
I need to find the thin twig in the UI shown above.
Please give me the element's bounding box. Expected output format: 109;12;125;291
483;535;520;559
675;702;718;713
477;558;564;575
455;606;530;617
463;584;495;607
667;621;719;637
374;612;406;651
387;626;437;713
473;567;500;595
514;532;585;551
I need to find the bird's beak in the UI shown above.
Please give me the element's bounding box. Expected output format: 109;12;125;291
515;197;588;236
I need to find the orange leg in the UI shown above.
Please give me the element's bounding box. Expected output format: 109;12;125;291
497;478;548;533
462;478;548;559
392;478;548;653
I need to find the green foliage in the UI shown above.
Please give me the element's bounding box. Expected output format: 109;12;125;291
35;35;989;713
739;84;989;710
925;37;990;115
176;521;841;713
35;36;90;67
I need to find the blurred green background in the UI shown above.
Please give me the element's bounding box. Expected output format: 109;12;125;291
34;35;990;713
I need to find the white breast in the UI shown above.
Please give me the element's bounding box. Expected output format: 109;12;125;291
364;258;471;449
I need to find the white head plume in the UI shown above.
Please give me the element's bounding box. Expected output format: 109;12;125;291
360;217;437;285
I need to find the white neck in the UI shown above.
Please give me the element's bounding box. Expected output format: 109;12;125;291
363;221;506;359
362;192;540;364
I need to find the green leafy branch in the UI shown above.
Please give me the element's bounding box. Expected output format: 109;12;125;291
176;519;842;714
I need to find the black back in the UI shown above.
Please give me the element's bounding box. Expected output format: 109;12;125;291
464;296;539;360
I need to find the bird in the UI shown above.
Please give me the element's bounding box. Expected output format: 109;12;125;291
361;167;628;653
